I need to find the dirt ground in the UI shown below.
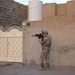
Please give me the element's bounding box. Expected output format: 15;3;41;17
0;62;75;75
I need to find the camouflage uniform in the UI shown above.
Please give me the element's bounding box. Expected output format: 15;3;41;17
39;35;51;69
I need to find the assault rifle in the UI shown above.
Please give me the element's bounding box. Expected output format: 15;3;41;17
32;33;44;41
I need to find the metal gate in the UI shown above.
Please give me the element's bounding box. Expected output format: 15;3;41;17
0;27;23;62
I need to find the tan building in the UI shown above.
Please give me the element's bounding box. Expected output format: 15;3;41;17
24;1;75;66
0;0;75;67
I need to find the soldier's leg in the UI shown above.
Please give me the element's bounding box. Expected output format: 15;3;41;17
45;55;50;69
40;51;45;69
45;48;50;70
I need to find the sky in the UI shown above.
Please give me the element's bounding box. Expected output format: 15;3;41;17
14;0;70;5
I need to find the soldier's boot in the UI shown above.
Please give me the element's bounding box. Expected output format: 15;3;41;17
45;63;50;70
38;63;45;70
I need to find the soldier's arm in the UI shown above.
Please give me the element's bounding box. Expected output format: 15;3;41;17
41;38;47;45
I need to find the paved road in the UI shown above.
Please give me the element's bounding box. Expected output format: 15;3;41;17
0;63;75;75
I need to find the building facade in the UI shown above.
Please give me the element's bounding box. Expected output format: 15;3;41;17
0;0;75;66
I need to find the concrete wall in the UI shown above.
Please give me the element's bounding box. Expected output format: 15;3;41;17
43;3;56;18
57;4;67;16
16;1;75;66
42;1;75;17
23;15;75;66
67;1;75;15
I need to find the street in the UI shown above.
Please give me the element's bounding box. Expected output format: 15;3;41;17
0;63;75;75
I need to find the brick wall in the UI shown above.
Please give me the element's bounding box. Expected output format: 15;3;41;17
0;0;27;30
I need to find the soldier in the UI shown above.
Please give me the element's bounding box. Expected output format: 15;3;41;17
39;30;51;70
